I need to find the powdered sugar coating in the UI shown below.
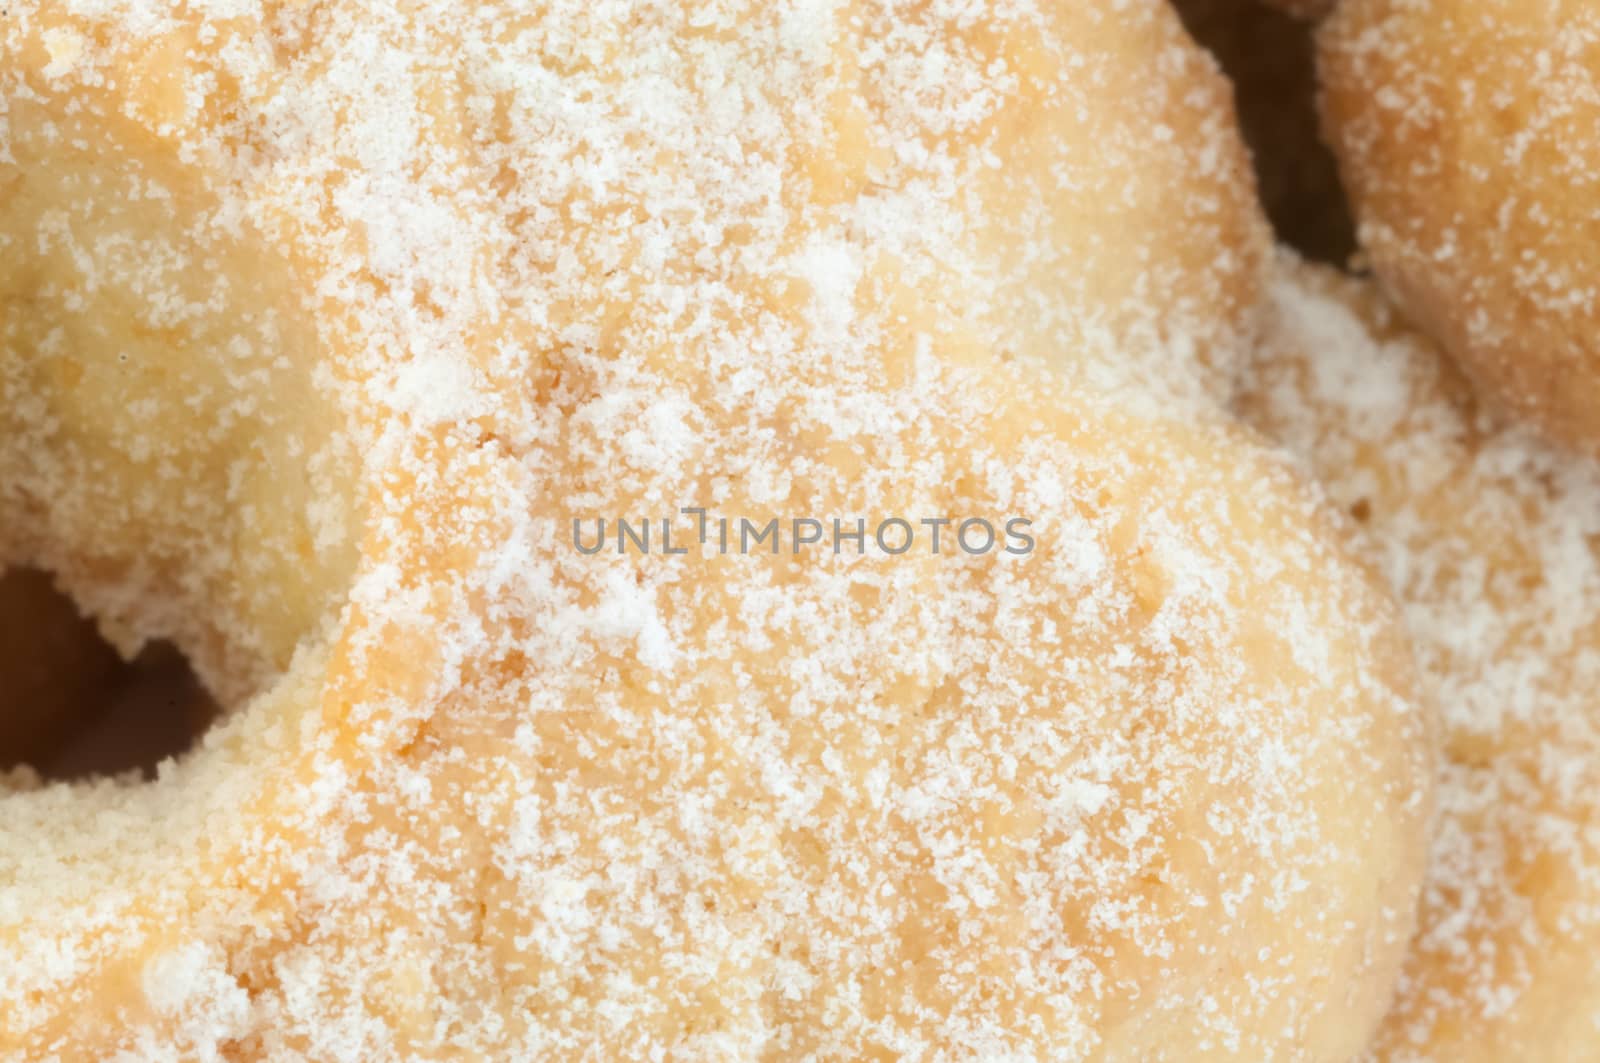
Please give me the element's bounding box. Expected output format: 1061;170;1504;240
1241;255;1600;1059
1320;0;1600;453
2;4;1419;1059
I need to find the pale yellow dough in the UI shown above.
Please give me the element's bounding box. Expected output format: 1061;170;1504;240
2;4;1423;1060
1321;0;1600;453
1241;254;1600;1060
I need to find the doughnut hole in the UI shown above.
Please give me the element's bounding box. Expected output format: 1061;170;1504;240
0;567;127;773
0;565;220;782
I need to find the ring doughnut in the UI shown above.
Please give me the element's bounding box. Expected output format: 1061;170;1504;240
1;5;1425;1058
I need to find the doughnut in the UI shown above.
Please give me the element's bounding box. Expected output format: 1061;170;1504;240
1172;0;1355;264
1240;253;1600;1059
1320;0;1600;453
1;3;1424;1058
